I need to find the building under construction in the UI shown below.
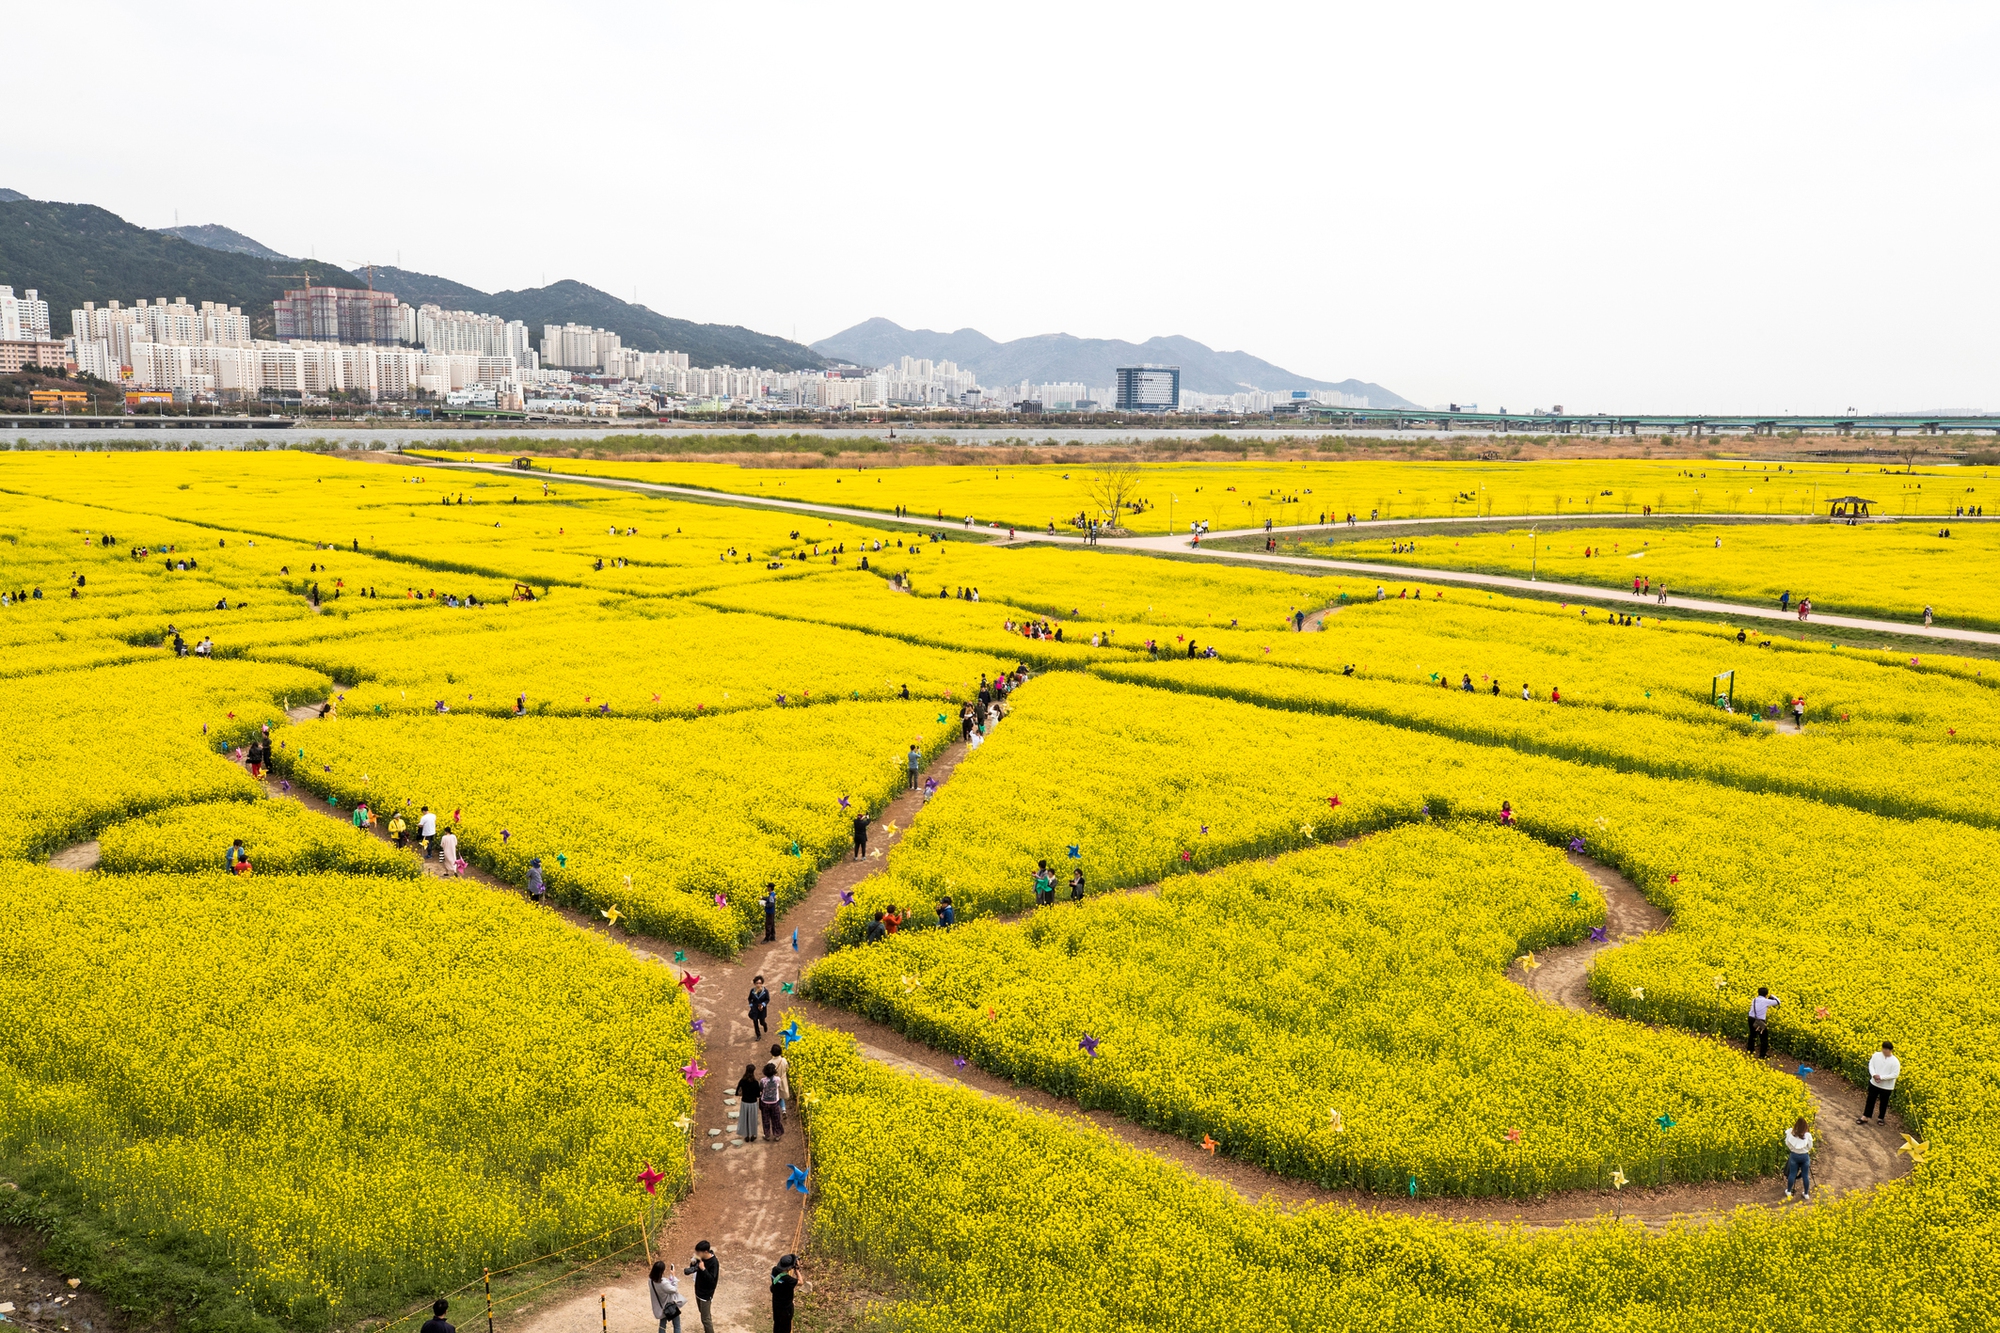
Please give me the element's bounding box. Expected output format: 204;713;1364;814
273;286;404;344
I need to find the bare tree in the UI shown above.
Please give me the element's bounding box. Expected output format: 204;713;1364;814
1084;462;1144;531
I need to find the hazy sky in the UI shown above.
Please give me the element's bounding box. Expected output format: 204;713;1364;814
10;2;1997;411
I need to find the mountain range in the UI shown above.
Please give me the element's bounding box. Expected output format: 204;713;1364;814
2;188;1408;400
0;194;823;370
813;318;1413;406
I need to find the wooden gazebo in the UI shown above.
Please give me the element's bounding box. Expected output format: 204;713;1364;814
1827;496;1875;517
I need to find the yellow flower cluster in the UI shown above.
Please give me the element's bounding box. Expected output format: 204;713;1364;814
0;861;695;1323
276;704;957;955
97;797;422;877
808;822;1803;1195
1298;518;2000;630
4;657;330;861
476;452;1963;533
258;601;993;720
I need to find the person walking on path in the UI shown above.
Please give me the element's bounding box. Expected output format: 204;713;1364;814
1033;859;1054;907
734;1065;762;1141
388;810;407;848
1780;590;1791;613
1069;866;1085;902
748;977;771;1040
1861;1041;1900;1124
684;1243;719;1333
648;1260;684;1333
769;1255;799;1333
419;1300;454;1333
759;1062;785;1140
906;744;922;791
852;809;871;861
438;828;459;875
418;805;437;858
761;883;778;940
1747;987;1780;1058
769;1043;791;1112
1793;697;1806;732
525;856;546;904
1783;1118;1814;1201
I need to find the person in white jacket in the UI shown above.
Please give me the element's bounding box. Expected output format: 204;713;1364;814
1861;1041;1900;1124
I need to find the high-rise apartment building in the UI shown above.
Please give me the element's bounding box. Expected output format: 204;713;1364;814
0;286;52;342
273;286;404;344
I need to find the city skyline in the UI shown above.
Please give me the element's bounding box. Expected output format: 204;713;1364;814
6;2;1998;413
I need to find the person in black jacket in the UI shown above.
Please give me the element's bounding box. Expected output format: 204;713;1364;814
770;1254;799;1333
748;976;771;1040
684;1243;719;1333
851;809;871;860
761;883;778;941
419;1300;454;1333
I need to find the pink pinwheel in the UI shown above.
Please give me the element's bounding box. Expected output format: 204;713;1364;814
637;1163;665;1195
680;1061;708;1085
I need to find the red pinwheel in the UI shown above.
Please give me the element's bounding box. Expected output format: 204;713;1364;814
1668;873;1680;884
1179;849;1192;863
679;971;702;995
1328;795;1342;808
680;1061;707;1085
637;1163;665;1195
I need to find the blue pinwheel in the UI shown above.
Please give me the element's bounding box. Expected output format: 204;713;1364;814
791;929;799;952
781;1021;802;1046
785;1165;809;1195
1066;845;1081;859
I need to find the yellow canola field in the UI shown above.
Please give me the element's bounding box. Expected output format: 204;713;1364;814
465;453;1968;533
254;602;996;720
808;822;1804;1195
0;863;696;1325
6;657;329;862
97;797;423;877
1307;518;2000;630
1097;658;1999;829
788;1021;1969;1333
275;703;958;955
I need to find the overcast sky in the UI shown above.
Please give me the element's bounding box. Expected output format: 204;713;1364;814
10;1;1997;412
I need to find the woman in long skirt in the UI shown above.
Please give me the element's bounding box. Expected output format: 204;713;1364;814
735;1064;761;1141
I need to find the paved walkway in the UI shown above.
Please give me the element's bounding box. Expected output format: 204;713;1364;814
413;455;1997;646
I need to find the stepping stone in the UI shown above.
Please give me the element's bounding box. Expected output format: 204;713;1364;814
710;1142;726;1152
731;1138;744;1146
